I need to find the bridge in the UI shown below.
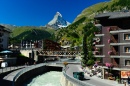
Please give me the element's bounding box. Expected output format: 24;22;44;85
19;48;81;62
38;50;81;57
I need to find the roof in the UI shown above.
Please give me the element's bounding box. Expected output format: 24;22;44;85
94;11;130;19
0;25;12;33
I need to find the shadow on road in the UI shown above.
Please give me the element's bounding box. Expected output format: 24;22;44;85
80;78;90;81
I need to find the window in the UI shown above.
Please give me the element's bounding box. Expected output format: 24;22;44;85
124;34;130;40
125;47;130;53
125;60;130;66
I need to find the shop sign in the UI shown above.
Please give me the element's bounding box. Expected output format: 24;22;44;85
121;71;130;78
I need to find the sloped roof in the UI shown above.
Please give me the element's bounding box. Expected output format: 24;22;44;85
0;25;12;33
95;11;130;19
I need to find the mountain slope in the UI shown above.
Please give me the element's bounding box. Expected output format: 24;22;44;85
74;0;130;22
10;26;55;43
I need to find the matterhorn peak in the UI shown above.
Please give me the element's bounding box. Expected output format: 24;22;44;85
46;12;70;29
56;12;62;17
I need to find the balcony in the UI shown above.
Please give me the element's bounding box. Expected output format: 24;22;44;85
110;39;118;43
0;38;3;43
108;47;119;55
0;44;3;48
95;42;101;45
94;52;104;57
109;26;119;31
94;31;104;37
110;42;130;46
110;51;119;55
114;64;130;69
0;33;3;37
110;29;130;34
94;31;101;34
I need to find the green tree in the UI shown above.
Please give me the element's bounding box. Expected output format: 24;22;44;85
81;21;98;66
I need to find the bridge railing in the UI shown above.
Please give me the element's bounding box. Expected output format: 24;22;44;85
39;50;81;56
62;67;95;86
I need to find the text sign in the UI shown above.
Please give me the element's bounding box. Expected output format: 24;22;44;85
121;71;130;78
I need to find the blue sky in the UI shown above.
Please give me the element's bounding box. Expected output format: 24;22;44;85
0;0;109;26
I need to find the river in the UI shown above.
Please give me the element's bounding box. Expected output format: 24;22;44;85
23;71;62;86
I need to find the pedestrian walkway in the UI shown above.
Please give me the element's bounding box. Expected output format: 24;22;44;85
79;66;128;86
0;66;26;86
66;64;127;86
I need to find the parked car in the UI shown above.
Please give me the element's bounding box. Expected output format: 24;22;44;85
73;72;84;80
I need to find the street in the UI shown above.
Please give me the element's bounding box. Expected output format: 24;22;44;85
66;64;123;86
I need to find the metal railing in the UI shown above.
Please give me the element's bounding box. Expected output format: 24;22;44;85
0;66;25;74
40;50;81;56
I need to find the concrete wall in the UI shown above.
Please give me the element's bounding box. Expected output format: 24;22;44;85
60;75;76;86
20;50;38;61
60;70;89;86
20;50;32;58
14;66;62;86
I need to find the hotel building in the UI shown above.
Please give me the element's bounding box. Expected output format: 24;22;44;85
94;11;130;82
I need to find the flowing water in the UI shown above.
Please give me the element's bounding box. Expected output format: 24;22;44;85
23;71;62;86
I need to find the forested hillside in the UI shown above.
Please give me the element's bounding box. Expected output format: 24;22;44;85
10;26;55;44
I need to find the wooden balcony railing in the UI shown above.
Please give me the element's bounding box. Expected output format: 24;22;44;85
94;52;103;55
109;26;119;31
95;41;102;45
110;52;119;55
110;46;119;55
94;31;101;34
110;35;118;43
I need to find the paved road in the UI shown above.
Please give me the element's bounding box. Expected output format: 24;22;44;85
66;64;125;86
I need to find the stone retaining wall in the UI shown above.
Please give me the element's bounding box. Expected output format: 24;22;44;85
60;75;76;86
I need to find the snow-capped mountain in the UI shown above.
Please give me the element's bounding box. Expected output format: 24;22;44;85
46;12;70;29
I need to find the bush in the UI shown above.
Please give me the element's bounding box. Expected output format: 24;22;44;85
87;59;94;66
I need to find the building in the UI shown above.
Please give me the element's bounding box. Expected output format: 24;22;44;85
0;25;11;50
94;11;130;82
43;39;61;50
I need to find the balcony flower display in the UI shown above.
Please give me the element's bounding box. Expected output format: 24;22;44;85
107;27;110;31
108;39;110;43
105;62;114;68
108;51;112;55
